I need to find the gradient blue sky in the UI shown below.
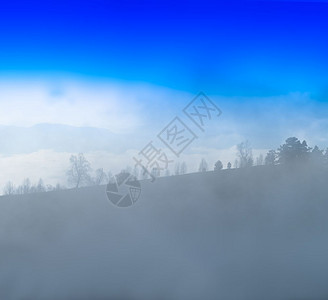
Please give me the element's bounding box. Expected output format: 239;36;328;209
1;0;328;189
1;0;327;98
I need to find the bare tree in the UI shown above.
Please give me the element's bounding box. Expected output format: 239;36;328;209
22;178;31;194
198;158;208;172
237;141;253;168
93;168;108;185
3;181;15;195
67;153;92;188
234;159;239;168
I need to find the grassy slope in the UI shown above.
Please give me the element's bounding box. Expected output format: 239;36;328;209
1;165;328;300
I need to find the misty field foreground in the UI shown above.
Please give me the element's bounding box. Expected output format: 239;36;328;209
1;165;328;300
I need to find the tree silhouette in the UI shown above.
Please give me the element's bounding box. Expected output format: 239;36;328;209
227;162;232;169
265;150;277;165
199;158;208;172
310;145;324;166
214;160;223;171
67;153;92;188
237;141;253;168
93;168;108;185
277;137;311;164
3;181;15;195
22;178;31;194
36;178;46;192
324;148;328;166
234;159;239;168
54;183;65;191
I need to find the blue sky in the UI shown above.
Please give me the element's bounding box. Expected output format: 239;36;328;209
1;0;327;97
0;0;328;189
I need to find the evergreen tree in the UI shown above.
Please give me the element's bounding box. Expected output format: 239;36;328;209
214;160;223;171
265;150;277;165
277;137;311;164
310;145;324;166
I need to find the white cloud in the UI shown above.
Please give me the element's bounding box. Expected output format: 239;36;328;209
0;77;189;134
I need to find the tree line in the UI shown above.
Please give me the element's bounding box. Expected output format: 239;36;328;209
2;153;111;195
210;137;328;172
3;137;327;195
3;179;65;196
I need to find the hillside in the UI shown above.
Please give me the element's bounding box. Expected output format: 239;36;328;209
1;165;328;300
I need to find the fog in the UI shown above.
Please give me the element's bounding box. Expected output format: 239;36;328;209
1;0;328;299
1;165;328;299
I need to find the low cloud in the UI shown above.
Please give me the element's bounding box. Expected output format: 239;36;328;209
1;76;328;193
